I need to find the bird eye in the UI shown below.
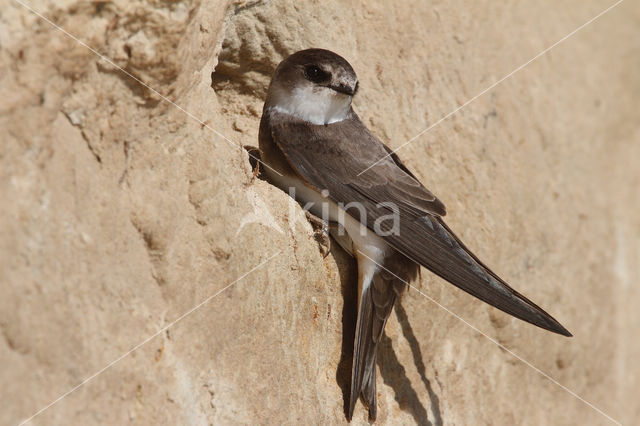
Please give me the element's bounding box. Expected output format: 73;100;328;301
304;65;330;83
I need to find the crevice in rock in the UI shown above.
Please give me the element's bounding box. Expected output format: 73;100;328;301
186;178;211;228
231;0;265;16
1;325;20;354
95;63;164;109
62;111;102;164
81;129;103;164
118;140;131;186
129;215;168;288
211;1;278;102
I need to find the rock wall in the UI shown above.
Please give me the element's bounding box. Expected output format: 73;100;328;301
1;0;639;424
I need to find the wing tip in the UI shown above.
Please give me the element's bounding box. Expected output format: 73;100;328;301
545;320;573;337
346;392;357;422
528;308;572;336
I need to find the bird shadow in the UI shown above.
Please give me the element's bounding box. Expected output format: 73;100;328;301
379;301;443;425
332;244;442;424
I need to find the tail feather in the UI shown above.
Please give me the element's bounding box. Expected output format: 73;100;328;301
361;354;378;420
348;257;409;421
348;280;375;420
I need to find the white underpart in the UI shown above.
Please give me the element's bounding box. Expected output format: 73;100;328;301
267;170;389;297
269;85;351;125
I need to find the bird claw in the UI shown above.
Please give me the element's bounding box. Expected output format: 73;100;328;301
305;211;332;258
243;145;262;182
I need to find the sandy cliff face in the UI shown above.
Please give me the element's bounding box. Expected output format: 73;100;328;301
1;1;639;424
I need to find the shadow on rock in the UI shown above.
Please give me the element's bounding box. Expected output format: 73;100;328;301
378;331;432;424
393;301;443;425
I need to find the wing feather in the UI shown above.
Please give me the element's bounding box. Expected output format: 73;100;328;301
267;109;571;336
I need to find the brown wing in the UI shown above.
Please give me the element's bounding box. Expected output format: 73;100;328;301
267;109;571;336
268;109;446;217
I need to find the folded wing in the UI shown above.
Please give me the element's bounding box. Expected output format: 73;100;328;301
268;109;571;336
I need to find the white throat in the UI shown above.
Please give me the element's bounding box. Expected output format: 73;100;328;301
268;85;351;125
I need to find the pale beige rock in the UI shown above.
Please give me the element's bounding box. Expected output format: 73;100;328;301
1;0;639;425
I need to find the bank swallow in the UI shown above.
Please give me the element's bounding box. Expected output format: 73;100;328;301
258;49;571;421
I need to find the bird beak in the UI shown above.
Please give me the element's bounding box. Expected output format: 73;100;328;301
329;81;358;96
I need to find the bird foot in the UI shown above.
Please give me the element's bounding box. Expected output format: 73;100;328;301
243;145;263;182
305;211;335;259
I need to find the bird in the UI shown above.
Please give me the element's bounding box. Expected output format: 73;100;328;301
257;48;571;421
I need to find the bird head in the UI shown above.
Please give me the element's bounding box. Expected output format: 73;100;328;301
265;49;359;125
